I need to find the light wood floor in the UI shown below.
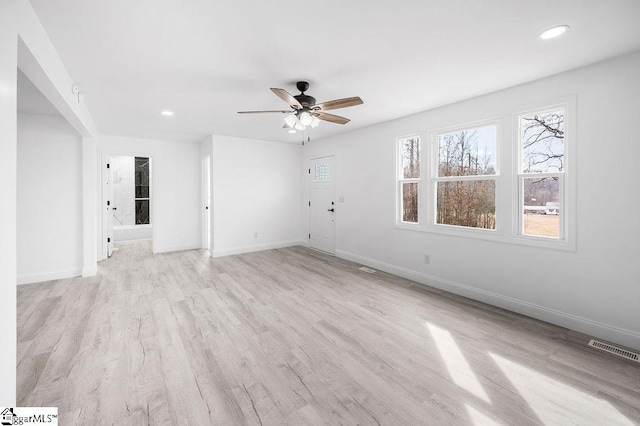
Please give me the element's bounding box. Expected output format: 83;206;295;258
17;241;640;425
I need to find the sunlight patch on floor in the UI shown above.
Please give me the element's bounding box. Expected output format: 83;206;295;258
466;404;504;426
427;323;491;404
489;353;634;426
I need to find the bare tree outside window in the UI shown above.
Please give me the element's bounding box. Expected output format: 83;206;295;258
393;104;571;247
402;182;419;222
520;109;565;238
522;110;564;173
436;126;496;229
399;137;420;223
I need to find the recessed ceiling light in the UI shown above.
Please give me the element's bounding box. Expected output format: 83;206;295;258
539;25;569;40
288;129;296;134
161;110;174;116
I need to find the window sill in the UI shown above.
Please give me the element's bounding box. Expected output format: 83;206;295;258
394;223;575;252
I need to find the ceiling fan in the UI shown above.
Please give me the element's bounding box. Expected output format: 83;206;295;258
238;81;363;130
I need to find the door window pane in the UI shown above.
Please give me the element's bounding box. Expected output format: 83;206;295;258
315;163;330;181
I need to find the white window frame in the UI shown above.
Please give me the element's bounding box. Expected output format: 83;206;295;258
512;99;576;250
396;135;421;225
392;96;575;251
427;119;502;236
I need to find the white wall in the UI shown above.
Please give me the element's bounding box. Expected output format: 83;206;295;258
96;135;201;254
0;3;19;405
17;113;83;283
303;52;640;351
211;135;302;256
1;0;98;403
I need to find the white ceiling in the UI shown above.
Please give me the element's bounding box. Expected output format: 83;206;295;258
29;0;640;144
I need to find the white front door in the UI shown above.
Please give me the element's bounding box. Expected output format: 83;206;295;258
309;156;335;254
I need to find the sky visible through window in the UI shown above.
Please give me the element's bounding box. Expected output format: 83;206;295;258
437;125;496;177
475;125;496;171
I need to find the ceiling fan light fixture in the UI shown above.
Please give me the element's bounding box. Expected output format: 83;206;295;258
294;121;305;131
284;114;297;128
299;111;313;126
288;129;296;134
310;115;320;128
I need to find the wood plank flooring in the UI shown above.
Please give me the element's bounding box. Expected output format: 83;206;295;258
17;241;640;425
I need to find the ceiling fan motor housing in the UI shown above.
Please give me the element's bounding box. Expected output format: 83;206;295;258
294;94;316;110
294;81;316;109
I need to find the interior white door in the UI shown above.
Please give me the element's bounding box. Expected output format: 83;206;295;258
106;157;114;257
202;156;211;250
309;156;335;254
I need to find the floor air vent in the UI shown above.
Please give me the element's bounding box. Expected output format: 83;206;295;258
358;266;376;274
588;339;639;362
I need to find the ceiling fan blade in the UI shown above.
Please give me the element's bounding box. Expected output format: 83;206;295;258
237;110;291;114
314;111;350;125
271;88;303;109
314;96;363;111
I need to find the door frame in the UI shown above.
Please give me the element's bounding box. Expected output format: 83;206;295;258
201;156;211;251
100;151;156;260
308;155;336;254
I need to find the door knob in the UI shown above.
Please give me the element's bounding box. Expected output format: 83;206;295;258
327;208;335;212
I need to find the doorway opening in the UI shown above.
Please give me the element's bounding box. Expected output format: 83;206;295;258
102;154;154;259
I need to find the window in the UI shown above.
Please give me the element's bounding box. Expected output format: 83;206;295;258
315;163;330;181
398;136;420;223
434;125;497;230
393;97;573;250
135;157;150;225
518;108;565;239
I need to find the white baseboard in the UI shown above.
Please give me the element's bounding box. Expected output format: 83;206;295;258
18;268;82;285
298;239;310;248
213;240;304;258
153;243;202;254
336;249;640;351
81;265;97;277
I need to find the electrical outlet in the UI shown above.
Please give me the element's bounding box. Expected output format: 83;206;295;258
423;255;430;264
